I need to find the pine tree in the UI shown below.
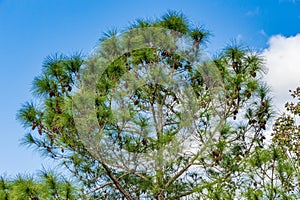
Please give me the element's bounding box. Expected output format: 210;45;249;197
17;11;276;199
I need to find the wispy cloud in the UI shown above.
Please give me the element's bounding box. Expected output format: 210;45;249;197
236;34;242;42
246;7;260;16
278;0;299;3
259;29;268;37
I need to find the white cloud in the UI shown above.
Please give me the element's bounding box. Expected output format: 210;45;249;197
262;34;300;113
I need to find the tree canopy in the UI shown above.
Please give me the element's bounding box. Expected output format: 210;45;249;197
16;11;299;199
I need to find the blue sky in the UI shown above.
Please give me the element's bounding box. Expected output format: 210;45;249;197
0;0;300;176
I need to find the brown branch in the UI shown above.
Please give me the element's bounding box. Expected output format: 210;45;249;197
100;161;133;200
165;151;200;189
164;118;225;190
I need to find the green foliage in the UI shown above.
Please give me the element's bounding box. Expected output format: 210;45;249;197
0;170;81;200
272;88;300;156
16;11;296;200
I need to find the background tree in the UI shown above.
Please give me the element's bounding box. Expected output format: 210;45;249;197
18;11;277;199
0;169;81;200
268;87;300;199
